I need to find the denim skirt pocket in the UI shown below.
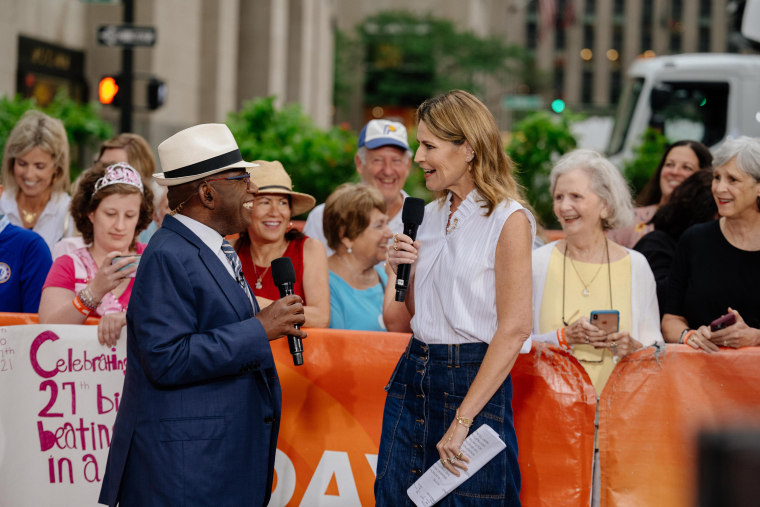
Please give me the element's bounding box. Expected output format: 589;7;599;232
384;354;405;392
375;378;407;481
442;388;515;503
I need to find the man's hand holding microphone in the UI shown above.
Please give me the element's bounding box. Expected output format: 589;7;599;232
256;257;307;365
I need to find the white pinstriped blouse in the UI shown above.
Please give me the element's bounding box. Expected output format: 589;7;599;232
410;190;535;348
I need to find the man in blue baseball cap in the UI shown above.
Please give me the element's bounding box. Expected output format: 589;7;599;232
303;119;412;255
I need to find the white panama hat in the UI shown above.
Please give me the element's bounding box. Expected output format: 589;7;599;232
154;123;257;186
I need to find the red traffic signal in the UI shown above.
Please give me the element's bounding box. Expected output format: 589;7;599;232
98;75;121;106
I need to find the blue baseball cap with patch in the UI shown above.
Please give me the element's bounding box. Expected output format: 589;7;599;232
358;119;410;150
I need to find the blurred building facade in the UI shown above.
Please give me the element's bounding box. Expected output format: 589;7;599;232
334;0;734;129
0;0;741;143
0;0;335;148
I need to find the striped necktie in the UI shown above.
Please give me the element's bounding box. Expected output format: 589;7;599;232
221;240;254;307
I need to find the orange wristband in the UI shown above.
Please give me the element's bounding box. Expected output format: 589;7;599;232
557;327;569;349
72;295;91;316
683;330;696;347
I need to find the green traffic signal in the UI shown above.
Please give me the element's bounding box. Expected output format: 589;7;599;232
551;99;566;114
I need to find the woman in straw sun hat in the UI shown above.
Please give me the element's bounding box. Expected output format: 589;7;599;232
235;160;330;328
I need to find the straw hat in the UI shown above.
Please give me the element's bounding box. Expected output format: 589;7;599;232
154;124;257;186
251;160;316;216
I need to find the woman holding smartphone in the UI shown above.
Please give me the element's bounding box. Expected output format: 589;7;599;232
530;149;663;507
662;137;760;351
530;150;663;393
39;162;153;346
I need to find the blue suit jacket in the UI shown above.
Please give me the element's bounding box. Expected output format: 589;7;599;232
99;216;281;507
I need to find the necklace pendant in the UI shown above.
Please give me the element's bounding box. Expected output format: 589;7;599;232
255;280;263;290
20;209;37;224
582;288;590;297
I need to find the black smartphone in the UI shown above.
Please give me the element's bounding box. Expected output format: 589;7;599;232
590;310;620;334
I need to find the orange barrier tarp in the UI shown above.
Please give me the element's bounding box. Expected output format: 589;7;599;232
270;333;596;506
513;343;597;507
0;312;99;325
0;316;597;506
599;345;760;507
270;329;408;505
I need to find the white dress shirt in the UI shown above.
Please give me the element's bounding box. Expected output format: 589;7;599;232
174;214;255;311
410;190;535;351
0;189;74;252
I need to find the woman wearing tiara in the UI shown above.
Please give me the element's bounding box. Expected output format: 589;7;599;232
39;162;154;347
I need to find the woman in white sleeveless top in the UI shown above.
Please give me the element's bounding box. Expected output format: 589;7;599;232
376;90;534;506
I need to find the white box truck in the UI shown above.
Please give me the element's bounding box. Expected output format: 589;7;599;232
606;0;760;166
606;53;760;167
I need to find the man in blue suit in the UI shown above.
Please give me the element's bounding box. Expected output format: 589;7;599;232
99;124;307;506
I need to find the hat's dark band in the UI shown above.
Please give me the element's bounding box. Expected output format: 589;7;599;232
257;185;292;192
164;149;243;179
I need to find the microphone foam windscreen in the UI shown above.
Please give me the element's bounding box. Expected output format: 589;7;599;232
271;257;296;285
402;197;425;226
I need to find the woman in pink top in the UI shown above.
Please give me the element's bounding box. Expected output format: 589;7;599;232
39;162;154;346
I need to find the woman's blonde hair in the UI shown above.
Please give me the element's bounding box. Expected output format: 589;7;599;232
323;183;386;251
416;89;522;215
98;133;156;180
1;110;70;194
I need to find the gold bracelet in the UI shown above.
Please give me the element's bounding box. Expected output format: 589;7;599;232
455;408;473;428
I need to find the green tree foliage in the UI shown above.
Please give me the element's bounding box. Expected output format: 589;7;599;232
227;96;358;216
333;28;362;111
357;10;531;107
399;128;431;202
507;111;578;228
0;91;112;181
623;127;669;202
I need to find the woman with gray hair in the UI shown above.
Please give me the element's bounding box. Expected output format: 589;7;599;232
531;149;663;507
662;136;760;351
531;149;663;394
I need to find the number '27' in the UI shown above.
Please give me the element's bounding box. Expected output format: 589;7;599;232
38;381;76;417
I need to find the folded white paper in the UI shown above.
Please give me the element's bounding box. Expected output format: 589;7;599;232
406;424;507;507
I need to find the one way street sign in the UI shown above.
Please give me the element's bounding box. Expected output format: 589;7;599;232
97;25;156;47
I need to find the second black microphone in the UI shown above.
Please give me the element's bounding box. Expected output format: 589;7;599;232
271;257;304;366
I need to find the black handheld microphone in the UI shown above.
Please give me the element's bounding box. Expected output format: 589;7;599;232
270;257;303;366
395;197;426;302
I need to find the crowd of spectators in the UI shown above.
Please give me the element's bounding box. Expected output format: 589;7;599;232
1;108;759;358
1;101;759;507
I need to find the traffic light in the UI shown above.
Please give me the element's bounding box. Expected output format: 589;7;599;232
98;75;121;106
551;99;566;114
147;78;166;110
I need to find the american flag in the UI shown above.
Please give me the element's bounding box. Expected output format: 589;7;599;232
539;0;557;39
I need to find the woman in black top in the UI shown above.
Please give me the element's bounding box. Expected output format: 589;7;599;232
662;137;760;351
633;170;716;316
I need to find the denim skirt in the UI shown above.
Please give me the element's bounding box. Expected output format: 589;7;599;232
374;337;521;506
